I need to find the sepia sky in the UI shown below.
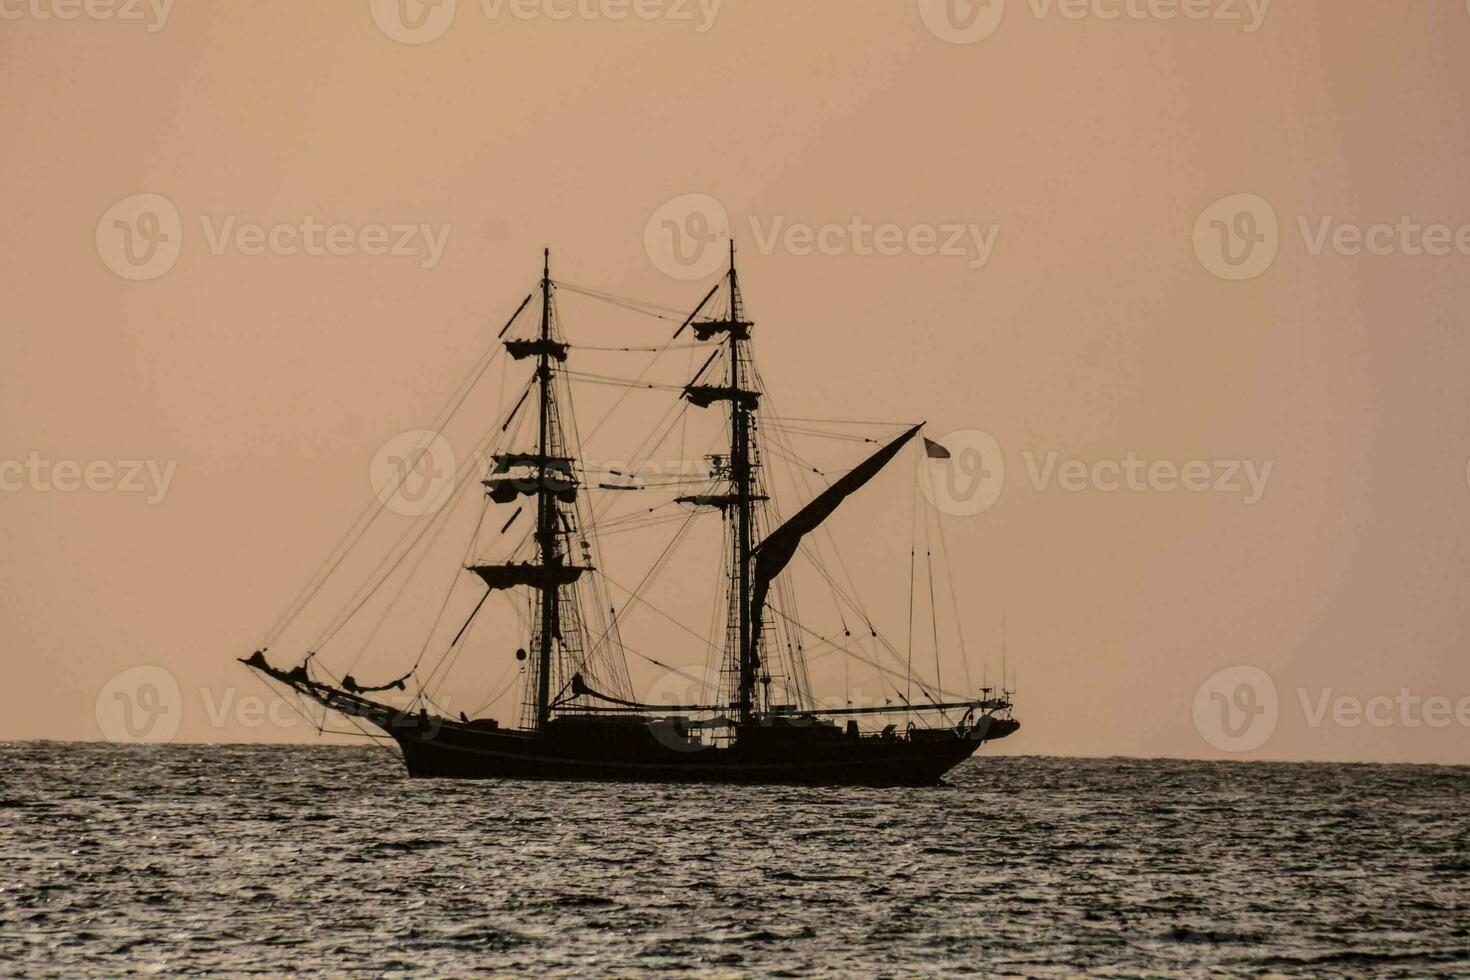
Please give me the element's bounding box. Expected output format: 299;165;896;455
1;0;1467;763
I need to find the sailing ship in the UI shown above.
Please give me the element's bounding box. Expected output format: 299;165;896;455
243;244;1018;785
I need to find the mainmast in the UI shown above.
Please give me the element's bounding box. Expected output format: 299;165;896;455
534;248;556;730
728;242;756;726
677;241;762;726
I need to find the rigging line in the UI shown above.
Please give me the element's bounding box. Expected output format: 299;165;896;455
764;604;973;703
337;484;463;682
551;280;691;319
468;664;525;718
429;577;534;714
762;439;846;478
789;536;923;685
766;415;917;427
562;370;686;390
312;421;499;655
750;402;868;639
584;391;712;537
620;645;717;692
595;541;726;658
266;321;513;644
923;493;949;724
758;426;870;449
705;517;731;694
580;501;684;528
908;456;918;714
573;343;707;352
270;358;514;648
357;449;495;680
242;668;404;763
558;332;636;700
750;368;897;699
311;456;477;657
933;503;973;693
575;331;689;452
749;361;874;617
572;509;704;679
583;511;709;539
678;342;695;483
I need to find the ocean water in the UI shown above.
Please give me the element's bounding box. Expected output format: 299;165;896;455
1;743;1466;977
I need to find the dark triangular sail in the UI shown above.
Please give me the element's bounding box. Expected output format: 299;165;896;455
748;423;923;659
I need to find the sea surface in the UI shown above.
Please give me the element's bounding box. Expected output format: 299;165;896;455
1;743;1466;977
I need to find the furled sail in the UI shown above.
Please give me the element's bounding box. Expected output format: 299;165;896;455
467;562;589;591
748;423;923;652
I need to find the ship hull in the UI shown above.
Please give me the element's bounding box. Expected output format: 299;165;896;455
239;659;1017;787
387;719;991;786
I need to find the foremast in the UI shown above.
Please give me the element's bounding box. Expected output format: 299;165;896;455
470;249;591;732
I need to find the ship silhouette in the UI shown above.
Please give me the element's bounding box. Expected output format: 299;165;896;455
243;243;1017;785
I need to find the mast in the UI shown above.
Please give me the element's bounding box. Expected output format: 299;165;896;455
676;243;762;725
535;248;556;730
729;241;756;726
476;249;594;730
